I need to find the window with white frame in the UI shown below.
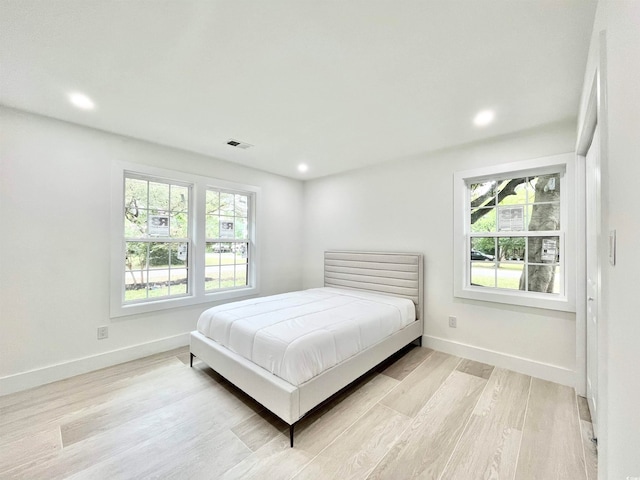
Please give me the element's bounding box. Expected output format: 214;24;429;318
111;163;259;318
123;175;191;303
204;189;250;291
453;153;575;312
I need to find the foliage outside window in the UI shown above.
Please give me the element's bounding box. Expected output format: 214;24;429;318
453;154;575;312
111;162;259;318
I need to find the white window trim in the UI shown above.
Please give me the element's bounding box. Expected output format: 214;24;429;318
453;153;576;312
110;161;260;318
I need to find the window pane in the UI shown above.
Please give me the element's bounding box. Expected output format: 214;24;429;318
206;190;220;215
149;243;170;267
498;237;525;261
170;185;189;212
527;265;560;294
125;242;148;300
205;243;220;266
148;269;169;298
235;264;247;287
471;237;495;260
149;182;170;210
527;202;560;230
497;205;525;232
530;174;561;203
496;263;524;290
220;217;235;239
235;218;247;239
169;268;188;295
235;194;248;218
205;266;220;290
220;265;235;288
220;192;235;216
206;216;220;238
496;178;527;206
470;208;496;233
126;242;148;270
528;236;560;264
470;181;496;205
124;209;147;237
170;212;188;238
219;243;233;256
471;262;496;287
170;243;188;267
124;287;147;302
235;243;248;264
125;178;148;209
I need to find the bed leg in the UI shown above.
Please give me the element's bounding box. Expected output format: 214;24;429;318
289;423;295;448
189;353;194;368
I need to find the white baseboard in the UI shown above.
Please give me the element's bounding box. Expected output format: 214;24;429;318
422;335;575;388
0;333;190;396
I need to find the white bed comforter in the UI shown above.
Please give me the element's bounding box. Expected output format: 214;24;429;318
196;287;416;386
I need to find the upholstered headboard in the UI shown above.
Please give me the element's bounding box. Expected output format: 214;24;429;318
324;251;424;320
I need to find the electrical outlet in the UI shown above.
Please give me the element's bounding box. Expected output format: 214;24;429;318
448;316;457;328
97;326;109;340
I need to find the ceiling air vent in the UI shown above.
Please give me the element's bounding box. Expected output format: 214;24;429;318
226;139;253;149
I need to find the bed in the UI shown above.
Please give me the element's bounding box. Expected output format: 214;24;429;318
189;251;424;446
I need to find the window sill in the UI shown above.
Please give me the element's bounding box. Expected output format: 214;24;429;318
454;285;575;312
110;286;259;318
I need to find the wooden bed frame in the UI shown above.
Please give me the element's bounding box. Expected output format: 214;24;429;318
189;251;424;446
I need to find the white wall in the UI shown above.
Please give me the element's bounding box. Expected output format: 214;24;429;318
578;1;640;478
0;107;304;393
303;120;578;385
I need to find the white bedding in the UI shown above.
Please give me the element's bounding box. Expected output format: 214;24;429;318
196;287;416;386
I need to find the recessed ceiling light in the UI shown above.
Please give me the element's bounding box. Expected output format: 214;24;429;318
297;163;309;173
473;109;495;127
68;92;95;110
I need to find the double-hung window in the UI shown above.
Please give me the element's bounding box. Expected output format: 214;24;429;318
453;153;575;312
123;175;191;303
111;163;259;317
204;189;250;291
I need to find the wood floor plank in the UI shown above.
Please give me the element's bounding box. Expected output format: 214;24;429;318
0;356;186;441
456;358;494;379
577;395;592;422
292;404;410;480
380;351;460;418
221;435;315;480
66;426;251;480
0;427;61;474
514;378;587;480
231;409;288;452
580;419;598;480
5;373;262;479
378;346;434;381
222;372;400;479
440;368;531;480
293;372;399;455
368;370;487;480
60;364;215;446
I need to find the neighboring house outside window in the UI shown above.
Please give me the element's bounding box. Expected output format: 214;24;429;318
453;153;575;312
110;163;259;318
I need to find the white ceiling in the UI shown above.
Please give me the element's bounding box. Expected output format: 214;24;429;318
0;1;596;179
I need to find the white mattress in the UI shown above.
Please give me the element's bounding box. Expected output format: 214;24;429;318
196;287;416;386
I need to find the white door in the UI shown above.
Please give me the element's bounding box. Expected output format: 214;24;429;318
586;125;600;437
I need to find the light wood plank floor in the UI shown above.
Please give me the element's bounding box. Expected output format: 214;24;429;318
0;346;597;480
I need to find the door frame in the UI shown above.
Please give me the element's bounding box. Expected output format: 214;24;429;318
575;32;608;424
